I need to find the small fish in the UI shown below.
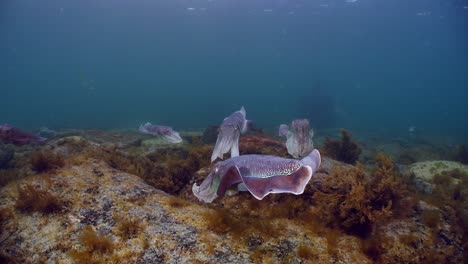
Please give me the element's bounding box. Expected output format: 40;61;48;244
193;149;321;203
211;106;250;162
0;124;47;146
138;122;182;144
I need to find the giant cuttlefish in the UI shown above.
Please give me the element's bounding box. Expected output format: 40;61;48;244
138;122;182;143
279;119;314;159
211;106;250;162
193;149;321;203
0;124;47;146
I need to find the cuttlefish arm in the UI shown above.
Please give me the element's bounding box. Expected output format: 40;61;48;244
211;126;242;162
192;162;243;203
193;149;321;203
210;106;249;162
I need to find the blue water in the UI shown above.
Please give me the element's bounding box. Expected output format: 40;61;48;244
1;0;467;141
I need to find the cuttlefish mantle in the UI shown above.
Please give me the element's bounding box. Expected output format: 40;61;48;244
192;149;321;203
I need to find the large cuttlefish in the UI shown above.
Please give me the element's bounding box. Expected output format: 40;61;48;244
279;119;314;159
193;149;321;203
138;122;183;143
210;106;250;162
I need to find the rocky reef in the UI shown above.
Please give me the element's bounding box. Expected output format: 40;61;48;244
0;129;466;263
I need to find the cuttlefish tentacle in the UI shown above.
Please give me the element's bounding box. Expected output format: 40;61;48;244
211;127;240;161
193;149;321;203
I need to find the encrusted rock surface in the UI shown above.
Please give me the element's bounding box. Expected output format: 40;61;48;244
405;160;468;193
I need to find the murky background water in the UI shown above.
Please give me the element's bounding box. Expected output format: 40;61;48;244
1;0;467;141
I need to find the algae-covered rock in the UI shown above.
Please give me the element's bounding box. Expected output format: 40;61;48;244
0;130;464;264
0;157;370;263
406;160;468;193
379;200;463;264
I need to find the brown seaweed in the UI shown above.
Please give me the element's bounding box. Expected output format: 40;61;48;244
323;129;362;164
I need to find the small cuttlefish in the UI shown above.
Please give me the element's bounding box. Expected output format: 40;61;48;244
0;124;47;146
193;149;321;203
138;122;182;144
210;106;250;162
278;124;289;137
279;119;314;158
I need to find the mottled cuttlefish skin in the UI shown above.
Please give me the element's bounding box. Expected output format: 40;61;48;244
210;106;250;162
193;149;321;203
281;119;314;159
138;122;182;143
235;156;301;178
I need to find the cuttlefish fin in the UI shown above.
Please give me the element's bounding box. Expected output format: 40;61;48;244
241;166;313;200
